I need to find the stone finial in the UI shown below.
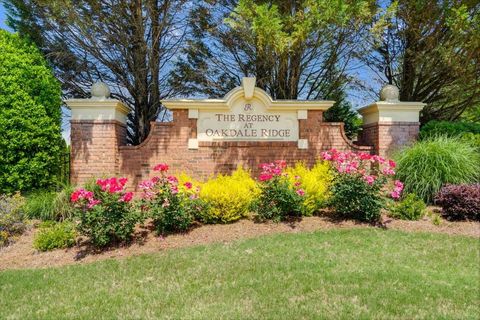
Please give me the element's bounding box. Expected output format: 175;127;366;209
91;82;111;100
380;84;399;102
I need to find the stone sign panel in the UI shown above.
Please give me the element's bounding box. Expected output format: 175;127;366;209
196;98;298;142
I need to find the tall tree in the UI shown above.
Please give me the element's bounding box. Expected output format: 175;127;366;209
170;0;377;101
3;0;188;144
365;0;480;123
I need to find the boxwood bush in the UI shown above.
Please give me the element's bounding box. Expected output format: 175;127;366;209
388;193;426;221
33;221;76;251
395;137;480;203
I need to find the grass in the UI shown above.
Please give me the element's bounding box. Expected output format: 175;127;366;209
395;136;480;203
1;229;479;319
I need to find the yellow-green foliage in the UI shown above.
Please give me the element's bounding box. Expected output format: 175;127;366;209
177;172;201;195
285;161;333;215
199;167;260;223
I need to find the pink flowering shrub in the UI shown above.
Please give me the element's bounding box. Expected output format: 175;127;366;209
70;177;138;247
321;149;403;222
253;160;305;221
139;163;206;234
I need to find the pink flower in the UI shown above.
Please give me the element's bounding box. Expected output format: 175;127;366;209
153;163;169;172
70;191;80;202
272;167;282;175
87;198;101;209
296;189;305;196
382;168;395;176
275;160;287;168
359;153;372;160
119;192;133;203
259;173;273;181
97;177;125;193
138;180;155;190
394;180;404;189
391;191;401;199
321;151;333;160
372;155;386;164
70;188;94;203
184;182;193;189
170;185;179;194
119;177;128;186
167;175;178;185
142;190;156;200
388;160;396;168
363;175;375;185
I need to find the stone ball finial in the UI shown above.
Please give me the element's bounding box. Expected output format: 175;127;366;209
91;82;111;99
380;84;399;102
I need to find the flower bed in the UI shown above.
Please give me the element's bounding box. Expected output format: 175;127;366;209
65;150;409;248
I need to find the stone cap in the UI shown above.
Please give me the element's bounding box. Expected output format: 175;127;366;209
358;101;425;125
65;99;131;124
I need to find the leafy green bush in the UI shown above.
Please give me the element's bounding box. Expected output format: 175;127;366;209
24;186;75;221
389;193;426;220
419;121;480;150
72;178;138;247
285;161;333;216
0;192;26;246
199;167;260;223
33;221;76;251
395;137;480;203
330;174;384;222
321;149;403;222
253;161;304;222
139;164;206;234
0;30;63;193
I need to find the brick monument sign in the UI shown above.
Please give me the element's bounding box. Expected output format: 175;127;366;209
66;78;424;189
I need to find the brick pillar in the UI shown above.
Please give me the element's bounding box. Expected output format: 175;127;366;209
65;90;130;186
358;85;425;157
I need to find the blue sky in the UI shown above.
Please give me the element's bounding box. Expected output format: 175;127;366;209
0;3;9;31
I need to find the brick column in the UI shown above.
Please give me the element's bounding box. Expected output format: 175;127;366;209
65;84;130;186
358;85;425;157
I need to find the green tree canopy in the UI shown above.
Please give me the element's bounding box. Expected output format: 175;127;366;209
365;0;480;123
0;30;63;193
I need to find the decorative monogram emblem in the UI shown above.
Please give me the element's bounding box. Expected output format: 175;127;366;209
244;103;253;112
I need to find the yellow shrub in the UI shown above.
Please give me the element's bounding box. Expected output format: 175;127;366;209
199;167;260;223
285;161;333;215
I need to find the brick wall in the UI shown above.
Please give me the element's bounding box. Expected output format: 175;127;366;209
359;122;419;156
70;110;373;190
70;120;126;184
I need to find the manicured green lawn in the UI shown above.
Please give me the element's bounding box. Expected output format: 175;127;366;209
1;229;479;319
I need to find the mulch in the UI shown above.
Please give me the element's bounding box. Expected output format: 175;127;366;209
0;214;478;271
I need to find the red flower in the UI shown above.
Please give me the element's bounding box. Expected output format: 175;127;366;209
275;160;287;169
119;177;128;186
119;192;133;203
184;182;193;189
153;163;169;172
259;173;273;181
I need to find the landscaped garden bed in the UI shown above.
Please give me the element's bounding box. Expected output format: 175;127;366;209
0;213;478;270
